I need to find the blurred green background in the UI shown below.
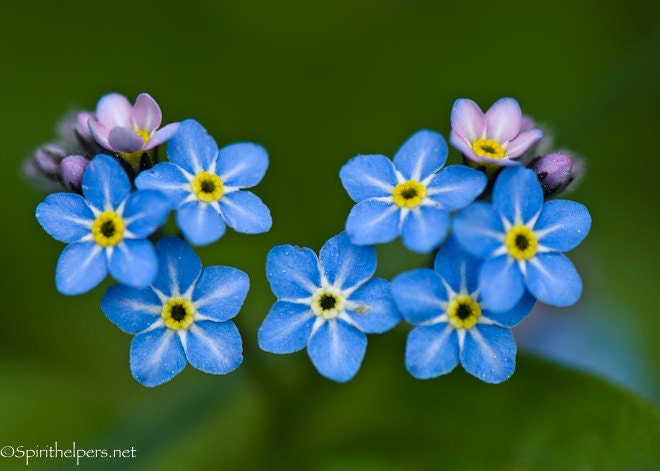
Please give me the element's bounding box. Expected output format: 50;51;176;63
1;0;658;469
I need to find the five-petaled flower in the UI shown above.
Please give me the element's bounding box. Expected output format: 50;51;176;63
340;130;487;253
258;232;401;382
35;154;170;295
453;166;591;312
392;237;536;383
450;98;543;167
101;237;248;387
135;119;272;246
88;92;180;167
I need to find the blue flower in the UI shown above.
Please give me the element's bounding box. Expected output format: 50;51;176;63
101;237;248;387
339;130;487;253
391;237;536;383
135;119;272;246
258;232;401;382
453;166;591;312
35;154;170;295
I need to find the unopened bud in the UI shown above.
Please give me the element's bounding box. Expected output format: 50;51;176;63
34;144;68;175
528;153;581;197
75;111;97;149
59;155;89;192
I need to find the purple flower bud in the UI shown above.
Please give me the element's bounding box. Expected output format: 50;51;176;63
59;155;90;192
528;153;581;197
34;144;68;175
75;111;97;148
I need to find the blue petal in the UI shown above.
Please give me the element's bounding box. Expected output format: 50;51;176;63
219;190;272;234
405;324;459;379
55;242;107;295
452;202;504;259
345;278;401;334
130;327;186;387
345;199;400;246
176;200;226;246
35;193;93;243
81;154;130;211
433;236;483;294
152;237;202;297
193;266;249;322
400;205;449;254
339;154;397;202
479;255;525;313
492;166;543;225
526;253;583;307
166;119;218;174
108;240;158;289
258;301;315;353
123;190;170;238
319;232;376;291
483;291;535;328
216;142;268;188
426;165;487;211
535;200;592;252
101;284;162;334
307;320;367;382
392;130;448;181
134;162;191;207
185;321;243;374
266;245;320;299
461;324;516;384
391;268;447;324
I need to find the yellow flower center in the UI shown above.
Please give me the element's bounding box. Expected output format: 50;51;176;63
505;225;538;260
472;138;505;159
91;211;124;247
192;172;224;202
311;287;346;320
135;129;151;145
392;180;426;208
447;295;482;329
161;297;195;330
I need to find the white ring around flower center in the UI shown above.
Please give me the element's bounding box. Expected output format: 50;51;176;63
311;286;346;320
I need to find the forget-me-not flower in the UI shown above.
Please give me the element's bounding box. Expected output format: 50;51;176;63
258;232;401;382
450;98;543;166
453;166;591;312
101;237;248;387
88;92;180;167
35;154;170;295
340;130;487;253
135;119;272;246
391;237;536;383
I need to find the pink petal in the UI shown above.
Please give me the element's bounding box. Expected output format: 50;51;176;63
88;119;111;149
485;97;521;143
132;93;162;132
76;112;95;142
108;127;145;153
450;99;486;142
144;122;180;150
505;129;543;158
96;93;132;128
449;130;479;162
520;115;536;132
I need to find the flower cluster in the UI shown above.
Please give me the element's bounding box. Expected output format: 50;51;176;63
32;92;271;386
260;97;590;383
29;93;591;387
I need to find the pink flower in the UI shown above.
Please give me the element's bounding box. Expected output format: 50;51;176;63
450;98;543;166
88;93;179;154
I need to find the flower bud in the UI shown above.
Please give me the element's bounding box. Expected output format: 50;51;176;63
59;155;89;192
34;144;68;175
528;153;581;197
